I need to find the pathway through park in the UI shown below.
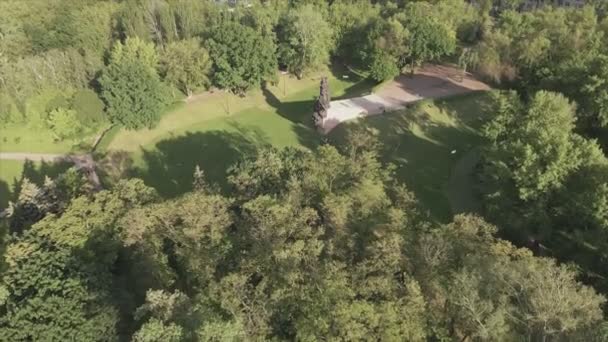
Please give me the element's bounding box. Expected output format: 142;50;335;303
319;64;490;133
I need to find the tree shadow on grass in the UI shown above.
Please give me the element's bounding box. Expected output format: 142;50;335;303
261;85;321;149
0;179;10;209
134;123;271;198
3;159;73;208
261;65;378;150
330;102;485;223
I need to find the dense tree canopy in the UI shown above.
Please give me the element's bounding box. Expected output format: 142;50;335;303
161;39;213;97
99;37;170;129
2;139;606;340
6;1;608;340
278;4;333;78
206;20;277;94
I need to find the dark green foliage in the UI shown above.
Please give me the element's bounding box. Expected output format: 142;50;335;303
71;89;106;126
0;179;158;341
206;21;277;94
99;38;170;129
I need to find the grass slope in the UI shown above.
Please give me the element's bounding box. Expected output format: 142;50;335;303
101;66;376;198
330;93;493;221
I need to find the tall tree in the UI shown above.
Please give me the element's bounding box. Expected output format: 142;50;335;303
206;21;277;95
278;5;333;78
160;39;212;97
402;2;456;73
99;37;170;129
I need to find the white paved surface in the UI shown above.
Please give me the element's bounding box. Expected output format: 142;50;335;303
319;65;490;133
320;94;413;133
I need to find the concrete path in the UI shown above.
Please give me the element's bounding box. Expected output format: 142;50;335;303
319;64;490;133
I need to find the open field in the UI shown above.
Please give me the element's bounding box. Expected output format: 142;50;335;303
330;92;492;221
2;65;493;221
104;65;375;153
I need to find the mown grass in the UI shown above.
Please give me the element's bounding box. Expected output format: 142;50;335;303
0;159;71;209
0;124;97;153
330;92;493;221
105;65;375;153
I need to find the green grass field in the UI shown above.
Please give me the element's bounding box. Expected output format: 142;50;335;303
1;64;493;221
98;65;377;197
330;93;492;221
0;159;72;209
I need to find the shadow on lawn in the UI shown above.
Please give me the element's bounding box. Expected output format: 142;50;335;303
133;123;271;198
330;101;485;222
2;159;73;208
261;85;321;149
261;66;378;149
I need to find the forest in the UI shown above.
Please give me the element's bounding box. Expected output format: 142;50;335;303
3;0;608;340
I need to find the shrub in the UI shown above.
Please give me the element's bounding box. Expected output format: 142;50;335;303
46;107;82;140
71;89;106;126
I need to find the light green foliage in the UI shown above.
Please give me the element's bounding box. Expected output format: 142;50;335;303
476;6;601;89
46;108;82;140
99;37;170;129
133;319;183;342
161;39;212;96
483;91;585;200
369;50;400;82
72;2;118;58
207;21;277;94
278;5;333;78
403;2;456;70
0;48;91;103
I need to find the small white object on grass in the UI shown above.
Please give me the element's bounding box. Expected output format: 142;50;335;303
342;75;349;79
451;150;457;154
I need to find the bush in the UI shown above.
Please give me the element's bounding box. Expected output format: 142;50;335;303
369;52;399;82
46;107;82;140
71;89;106;126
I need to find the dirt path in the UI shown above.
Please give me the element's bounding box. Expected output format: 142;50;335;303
319;64;490;133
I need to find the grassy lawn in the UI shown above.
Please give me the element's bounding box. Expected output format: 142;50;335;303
330;92;493;222
105;65;375;153
0;124;99;153
97;61;493;221
0;159;72;209
99;65;377;198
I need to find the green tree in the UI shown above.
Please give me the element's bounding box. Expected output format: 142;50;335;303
482;91;587;201
70;89;106;126
278;5;333;78
0;179;157;340
46;107;82;140
161;39;212;97
99;37;170;129
206;21;277;95
402;3;456;73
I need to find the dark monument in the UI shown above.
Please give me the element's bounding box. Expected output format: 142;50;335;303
313;77;330;128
